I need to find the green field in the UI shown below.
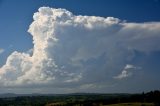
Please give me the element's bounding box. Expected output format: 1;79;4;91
104;102;154;106
46;102;155;106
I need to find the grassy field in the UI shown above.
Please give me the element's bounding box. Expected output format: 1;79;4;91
46;102;155;106
104;102;155;106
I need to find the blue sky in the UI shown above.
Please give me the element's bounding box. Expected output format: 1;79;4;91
0;0;160;93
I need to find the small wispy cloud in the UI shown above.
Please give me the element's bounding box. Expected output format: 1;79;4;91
113;64;140;79
0;48;4;54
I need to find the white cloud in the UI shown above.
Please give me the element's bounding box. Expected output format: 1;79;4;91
113;64;138;79
0;48;4;54
0;7;160;92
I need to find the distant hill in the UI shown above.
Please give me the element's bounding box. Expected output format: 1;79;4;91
0;93;18;98
0;93;44;98
0;92;131;98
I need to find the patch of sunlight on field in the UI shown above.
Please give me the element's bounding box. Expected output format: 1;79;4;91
104;102;154;106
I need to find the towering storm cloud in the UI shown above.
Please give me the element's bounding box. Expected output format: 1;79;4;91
0;7;160;93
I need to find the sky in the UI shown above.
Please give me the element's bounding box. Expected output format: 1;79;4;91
0;0;160;94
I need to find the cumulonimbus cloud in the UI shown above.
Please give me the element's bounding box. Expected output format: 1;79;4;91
0;7;160;91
